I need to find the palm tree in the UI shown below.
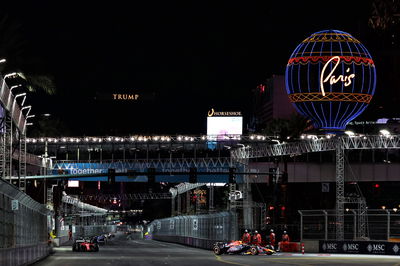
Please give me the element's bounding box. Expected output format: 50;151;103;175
262;113;310;141
369;0;400;31
0;14;56;95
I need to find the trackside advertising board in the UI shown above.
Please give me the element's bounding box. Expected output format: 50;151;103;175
319;240;400;255
52;162;244;183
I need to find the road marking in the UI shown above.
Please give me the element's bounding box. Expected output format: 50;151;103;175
214;255;250;266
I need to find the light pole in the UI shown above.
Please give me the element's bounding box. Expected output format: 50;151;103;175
10;84;22;94
4;72;19;79
11;92;26;115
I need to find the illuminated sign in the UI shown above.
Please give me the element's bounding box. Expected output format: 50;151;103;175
113;94;139;100
68;180;80;187
320;56;355;96
208;108;241;117
285;30;376;132
207;116;243;137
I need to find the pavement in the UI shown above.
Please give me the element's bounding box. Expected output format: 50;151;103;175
32;233;400;266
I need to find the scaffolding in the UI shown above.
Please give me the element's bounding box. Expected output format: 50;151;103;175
231;135;400;241
19;132;27;191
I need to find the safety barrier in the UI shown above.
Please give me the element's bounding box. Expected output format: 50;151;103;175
299;209;400;241
0;243;49;266
0;178;49;265
149;211;238;250
319;240;400;255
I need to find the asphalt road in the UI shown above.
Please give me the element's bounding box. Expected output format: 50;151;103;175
33;233;400;266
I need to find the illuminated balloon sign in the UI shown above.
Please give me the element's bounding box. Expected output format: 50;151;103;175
285;30;376;132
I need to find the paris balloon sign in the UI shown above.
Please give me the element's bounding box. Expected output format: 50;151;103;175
285;30;376;132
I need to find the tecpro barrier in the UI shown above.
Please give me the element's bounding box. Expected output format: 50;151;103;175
319;240;400;255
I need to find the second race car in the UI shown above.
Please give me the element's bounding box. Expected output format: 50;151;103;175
213;240;276;256
72;237;99;252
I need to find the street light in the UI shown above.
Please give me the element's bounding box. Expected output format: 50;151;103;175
11;93;26;116
4;72;19;79
10;84;22;94
379;129;390;137
344;131;355;137
19;105;32;127
21;105;32;115
0;58;6;64
23;115;35;134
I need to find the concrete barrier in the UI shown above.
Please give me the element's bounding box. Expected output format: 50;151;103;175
0;243;50;266
153;235;223;250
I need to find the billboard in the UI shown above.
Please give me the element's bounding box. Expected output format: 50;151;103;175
207;116;243;137
52;162;245;183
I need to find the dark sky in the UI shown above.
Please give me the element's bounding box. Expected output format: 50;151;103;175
2;1;378;136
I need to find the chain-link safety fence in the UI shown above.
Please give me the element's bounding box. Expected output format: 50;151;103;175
149;211;238;250
299;209;400;241
0;178;49;266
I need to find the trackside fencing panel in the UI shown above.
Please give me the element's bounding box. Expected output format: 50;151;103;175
149;211;238;250
299;209;400;241
0;178;49;266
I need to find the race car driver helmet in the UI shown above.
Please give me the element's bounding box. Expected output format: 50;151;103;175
270;229;274;232
244;229;248;233
254;230;258;234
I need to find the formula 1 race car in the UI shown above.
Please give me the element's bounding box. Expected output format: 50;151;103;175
213;241;275;256
72;238;99;252
213;241;251;255
248;245;276;256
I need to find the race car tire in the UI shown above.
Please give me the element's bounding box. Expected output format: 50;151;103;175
250;247;259;255
266;251;273;255
213;245;223;255
94;245;99;252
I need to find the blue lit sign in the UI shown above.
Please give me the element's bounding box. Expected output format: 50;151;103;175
52;162;244;183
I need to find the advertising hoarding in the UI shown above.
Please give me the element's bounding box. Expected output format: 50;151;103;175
207;116;243;137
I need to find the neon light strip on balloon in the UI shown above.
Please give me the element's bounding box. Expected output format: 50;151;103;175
320;56;356;96
287;56;374;65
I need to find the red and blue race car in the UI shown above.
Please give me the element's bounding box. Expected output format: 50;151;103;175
213;240;275;256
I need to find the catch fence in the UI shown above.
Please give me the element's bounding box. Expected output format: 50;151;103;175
0;178;49;266
299;209;400;241
149;211;238;249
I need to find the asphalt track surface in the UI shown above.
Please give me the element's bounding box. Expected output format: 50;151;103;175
33;233;400;266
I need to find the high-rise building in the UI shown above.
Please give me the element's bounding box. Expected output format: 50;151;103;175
251;75;297;132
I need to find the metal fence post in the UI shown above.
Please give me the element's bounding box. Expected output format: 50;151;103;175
351;210;356;240
298;210;303;242
387;210;390;241
323;210;328;240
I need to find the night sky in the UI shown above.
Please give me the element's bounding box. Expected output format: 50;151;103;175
1;1;386;136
